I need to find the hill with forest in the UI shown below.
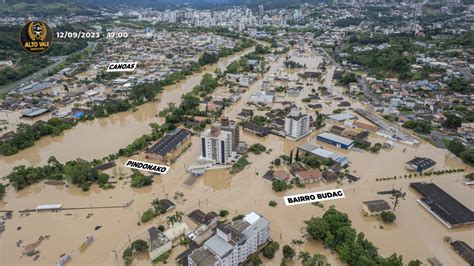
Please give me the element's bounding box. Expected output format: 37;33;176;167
0;0;100;17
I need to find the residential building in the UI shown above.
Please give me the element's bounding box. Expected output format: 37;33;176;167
188;212;270;266
458;123;474;142
219;117;240;152
362;200;391;216
242;121;270;137
273;170;291;182
321;171;338;183
188;210;220;227
295;169;321;184
158;199;176;212
200;126;233;165
145;128;192;161
368;102;384;112
249;90;275;103
284;107;312;140
148;227;172;262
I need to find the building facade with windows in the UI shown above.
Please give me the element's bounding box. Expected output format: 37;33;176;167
200;126;233;165
284;107;312;140
188;212;270;266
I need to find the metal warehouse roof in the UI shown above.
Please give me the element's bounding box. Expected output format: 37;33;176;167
328;112;356;121
317;132;354;146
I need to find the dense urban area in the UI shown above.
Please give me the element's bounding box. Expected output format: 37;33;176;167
0;0;473;265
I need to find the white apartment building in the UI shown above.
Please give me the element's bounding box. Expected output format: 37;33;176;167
188;212;270;266
284;107;312;140
200;126;233;165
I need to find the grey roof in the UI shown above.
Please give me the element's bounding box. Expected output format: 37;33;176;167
148;227;170;251
205;234;233;258
146;128;191;156
159;199;176;210
298;143;319;153
189;247;218;266
328;112;356;121
22;108;49;117
242;215;269;240
410;182;474;227
407;157;436;170
363;200;391;212
317;132;354;146
450;240;474;265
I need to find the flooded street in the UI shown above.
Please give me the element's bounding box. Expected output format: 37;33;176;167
0;47;473;266
0;48;253;177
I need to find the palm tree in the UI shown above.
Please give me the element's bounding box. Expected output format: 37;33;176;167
151;198;162;213
291;239;305;263
310;254;329;266
298;251;311;265
166;215;175;226
175;211;184;222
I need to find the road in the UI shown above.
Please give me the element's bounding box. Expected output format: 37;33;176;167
357;78;379;102
0;42;96;94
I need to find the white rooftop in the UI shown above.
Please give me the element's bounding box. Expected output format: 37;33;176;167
243;212;261;224
328;112;356;122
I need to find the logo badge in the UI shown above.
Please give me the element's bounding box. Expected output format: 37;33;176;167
19;21;53;53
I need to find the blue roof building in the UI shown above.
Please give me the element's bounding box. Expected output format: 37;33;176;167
317;132;354;149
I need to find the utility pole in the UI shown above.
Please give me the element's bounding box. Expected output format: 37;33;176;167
112;250;119;265
390;188;406;212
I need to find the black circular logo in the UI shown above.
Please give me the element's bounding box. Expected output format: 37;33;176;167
19;21;53;54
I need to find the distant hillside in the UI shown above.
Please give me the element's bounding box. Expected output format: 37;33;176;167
0;0;100;17
76;0;327;10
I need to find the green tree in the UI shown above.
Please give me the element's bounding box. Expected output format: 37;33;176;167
447;139;466;156
0;184;5;200
303;156;321;169
131;239;148;252
249;143;267;154
219;209;229;217
460;149;474;165
403;120;432;134
306;254;330;266
443;113;462;129
298;251;311;265
381;211;396;223
251;254;263;266
262;245;276;259
97;172;109;185
272;180;288;192
130;170;153;188
408;259;422;266
282;245;295;261
274;158;281;166
305;217;330;240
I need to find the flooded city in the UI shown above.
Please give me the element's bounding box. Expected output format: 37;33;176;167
1;3;473;266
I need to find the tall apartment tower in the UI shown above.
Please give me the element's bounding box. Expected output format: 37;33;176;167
200;126;233;165
284;107;312;140
219;117;240;152
258;5;264;17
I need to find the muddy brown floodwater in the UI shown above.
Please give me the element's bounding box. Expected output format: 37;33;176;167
0;48;253;177
1;48;473;266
